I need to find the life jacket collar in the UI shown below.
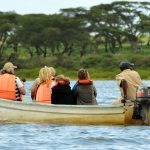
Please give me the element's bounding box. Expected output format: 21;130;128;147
78;79;93;85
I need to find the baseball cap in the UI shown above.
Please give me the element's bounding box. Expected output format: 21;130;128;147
3;62;17;70
119;61;134;70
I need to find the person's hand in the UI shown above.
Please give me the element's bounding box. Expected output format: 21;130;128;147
121;98;126;103
121;94;127;103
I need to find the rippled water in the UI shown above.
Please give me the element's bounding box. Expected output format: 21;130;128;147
0;80;150;150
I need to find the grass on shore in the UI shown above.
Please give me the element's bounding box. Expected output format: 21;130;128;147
16;67;150;80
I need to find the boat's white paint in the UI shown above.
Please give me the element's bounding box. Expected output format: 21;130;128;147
0;98;125;125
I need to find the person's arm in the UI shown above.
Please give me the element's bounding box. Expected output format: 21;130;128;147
72;83;78;104
93;86;97;97
19;86;26;95
120;79;127;103
16;77;26;95
72;82;77;92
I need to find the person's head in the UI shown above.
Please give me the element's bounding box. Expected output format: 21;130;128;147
3;62;17;74
49;67;56;77
77;68;90;80
39;66;51;83
55;74;70;84
119;61;134;71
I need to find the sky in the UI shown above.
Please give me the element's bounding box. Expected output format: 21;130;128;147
0;0;149;15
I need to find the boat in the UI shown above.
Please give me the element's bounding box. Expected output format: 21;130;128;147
0;98;147;125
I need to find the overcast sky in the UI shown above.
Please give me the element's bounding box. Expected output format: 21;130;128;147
0;0;149;14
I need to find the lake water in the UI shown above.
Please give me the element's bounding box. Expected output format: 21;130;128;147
0;80;150;150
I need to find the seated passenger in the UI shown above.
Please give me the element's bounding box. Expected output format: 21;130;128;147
35;66;53;104
51;75;76;105
0;62;26;101
30;77;40;101
72;68;97;105
31;66;56;101
112;61;143;105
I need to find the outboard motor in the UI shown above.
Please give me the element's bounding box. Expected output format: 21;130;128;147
134;86;150;124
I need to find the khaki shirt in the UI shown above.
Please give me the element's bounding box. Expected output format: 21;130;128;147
116;69;143;100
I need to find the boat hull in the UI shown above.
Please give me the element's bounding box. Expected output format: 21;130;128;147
0;99;125;125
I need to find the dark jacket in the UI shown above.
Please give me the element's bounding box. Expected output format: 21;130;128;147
51;82;76;105
72;80;97;105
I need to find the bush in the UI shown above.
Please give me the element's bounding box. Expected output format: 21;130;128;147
53;54;74;69
130;56;150;67
81;55;101;67
100;54;119;67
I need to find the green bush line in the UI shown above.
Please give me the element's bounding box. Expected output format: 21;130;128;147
2;47;150;80
16;67;150;80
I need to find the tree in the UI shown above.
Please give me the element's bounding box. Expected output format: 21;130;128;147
88;4;123;53
60;8;90;56
138;2;150;45
0;12;19;57
18;14;51;58
112;1;150;51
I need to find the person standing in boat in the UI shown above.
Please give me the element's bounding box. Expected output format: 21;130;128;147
31;66;56;101
113;61;143;104
0;62;26;101
51;74;75;105
34;66;53;104
72;68;97;105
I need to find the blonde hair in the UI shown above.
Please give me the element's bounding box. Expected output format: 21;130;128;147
49;67;56;77
55;74;70;84
77;68;90;80
39;66;51;83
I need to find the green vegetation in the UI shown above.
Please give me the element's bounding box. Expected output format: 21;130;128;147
16;65;150;80
15;49;150;80
0;1;150;80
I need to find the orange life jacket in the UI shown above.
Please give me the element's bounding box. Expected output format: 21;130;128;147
53;80;66;88
78;79;93;85
0;74;16;100
35;80;52;104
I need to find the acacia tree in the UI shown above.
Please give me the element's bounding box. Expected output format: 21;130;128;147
0;12;19;57
7;14;21;57
87;1;150;53
60;7;90;56
18;14;53;58
112;1;150;51
88;4;123;53
51;13;87;56
135;2;150;46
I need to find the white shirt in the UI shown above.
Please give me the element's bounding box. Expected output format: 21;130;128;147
16;77;24;88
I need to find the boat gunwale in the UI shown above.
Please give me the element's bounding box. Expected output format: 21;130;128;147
0;105;125;115
0;98;125;114
0;98;124;108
